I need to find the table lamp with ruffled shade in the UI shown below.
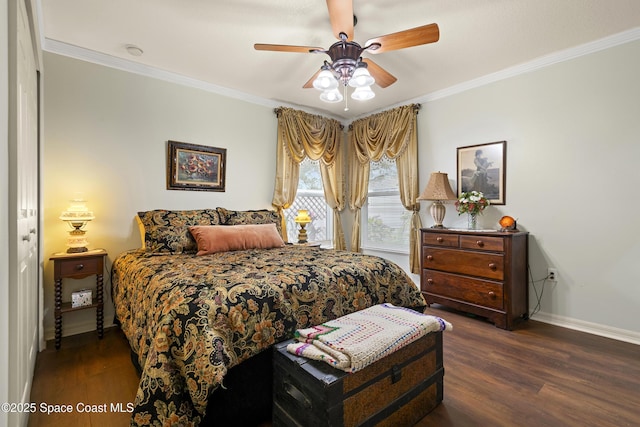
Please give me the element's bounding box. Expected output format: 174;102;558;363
59;198;95;253
417;172;457;228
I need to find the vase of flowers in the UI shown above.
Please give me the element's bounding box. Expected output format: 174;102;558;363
455;191;490;230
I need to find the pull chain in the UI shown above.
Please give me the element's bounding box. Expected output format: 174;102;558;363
343;85;349;111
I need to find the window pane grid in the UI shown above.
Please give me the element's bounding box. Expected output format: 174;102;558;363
284;158;332;245
363;158;409;252
284;191;330;244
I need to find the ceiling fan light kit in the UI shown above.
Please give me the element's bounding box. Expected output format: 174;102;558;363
312;66;339;91
351;85;375;100
319;88;343;103
348;63;375;88
309;35;377;103
254;0;439;108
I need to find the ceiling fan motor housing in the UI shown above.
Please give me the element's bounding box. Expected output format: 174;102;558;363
327;40;363;84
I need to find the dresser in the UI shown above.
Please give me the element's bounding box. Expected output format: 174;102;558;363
420;228;528;330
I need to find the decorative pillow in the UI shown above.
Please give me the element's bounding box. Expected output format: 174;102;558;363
217;207;283;236
137;209;221;253
189;223;285;256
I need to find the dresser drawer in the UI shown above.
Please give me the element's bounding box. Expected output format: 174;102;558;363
422;233;459;247
459;235;504;252
420;228;529;330
58;256;102;277
422;270;504;310
423;248;504;281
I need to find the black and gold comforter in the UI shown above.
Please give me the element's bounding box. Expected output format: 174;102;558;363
112;245;426;426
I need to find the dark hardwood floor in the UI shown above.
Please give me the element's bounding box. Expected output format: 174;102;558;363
28;306;640;427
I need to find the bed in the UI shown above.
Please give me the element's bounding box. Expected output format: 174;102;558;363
112;208;426;426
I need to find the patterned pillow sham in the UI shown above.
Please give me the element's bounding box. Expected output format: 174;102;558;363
217;207;283;236
137;209;221;253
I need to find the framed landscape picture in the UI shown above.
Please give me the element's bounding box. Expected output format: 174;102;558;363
457;141;506;205
167;140;226;192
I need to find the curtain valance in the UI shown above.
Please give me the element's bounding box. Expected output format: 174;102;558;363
348;104;423;273
272;107;346;249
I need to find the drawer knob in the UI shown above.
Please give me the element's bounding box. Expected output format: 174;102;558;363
75;264;85;270
427;278;434;285
488;291;496;298
426;255;434;261
476;240;484;247
488;263;497;270
436;237;443;243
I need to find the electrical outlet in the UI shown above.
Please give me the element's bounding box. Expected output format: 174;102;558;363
547;268;558;281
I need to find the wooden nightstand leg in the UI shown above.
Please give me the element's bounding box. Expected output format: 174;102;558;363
54;278;62;350
96;273;104;339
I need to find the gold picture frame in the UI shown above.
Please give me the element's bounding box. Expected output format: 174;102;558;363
167;140;226;192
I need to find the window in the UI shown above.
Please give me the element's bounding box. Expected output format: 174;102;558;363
284;158;333;246
362;157;411;252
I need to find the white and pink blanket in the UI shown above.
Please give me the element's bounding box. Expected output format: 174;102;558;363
287;303;452;373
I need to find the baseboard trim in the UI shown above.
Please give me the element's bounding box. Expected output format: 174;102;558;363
45;312;638;347
531;311;640;346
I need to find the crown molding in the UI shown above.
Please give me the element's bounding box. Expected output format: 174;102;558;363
44;26;640;126
418;26;640;103
347;26;640;125
44;38;283;107
43;38;343;120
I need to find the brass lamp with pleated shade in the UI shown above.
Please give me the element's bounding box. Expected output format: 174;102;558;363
418;172;457;228
294;209;312;243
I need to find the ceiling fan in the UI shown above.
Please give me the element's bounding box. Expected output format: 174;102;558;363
254;0;439;105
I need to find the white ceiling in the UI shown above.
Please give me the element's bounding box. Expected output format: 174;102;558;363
40;0;640;120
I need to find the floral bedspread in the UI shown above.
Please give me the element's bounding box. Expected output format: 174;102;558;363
112;245;426;426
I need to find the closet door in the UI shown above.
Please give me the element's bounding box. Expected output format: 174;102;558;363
8;0;40;425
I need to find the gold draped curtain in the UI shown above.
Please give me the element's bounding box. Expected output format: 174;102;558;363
348;104;423;273
272;107;346;249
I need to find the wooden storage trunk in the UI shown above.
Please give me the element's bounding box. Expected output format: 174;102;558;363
273;331;444;426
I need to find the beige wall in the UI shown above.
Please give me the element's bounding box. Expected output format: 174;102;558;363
43;37;640;344
42;53;277;339
416;39;640;340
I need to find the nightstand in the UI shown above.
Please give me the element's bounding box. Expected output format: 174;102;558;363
50;249;107;349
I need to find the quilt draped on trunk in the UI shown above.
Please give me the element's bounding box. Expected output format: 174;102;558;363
287;303;452;372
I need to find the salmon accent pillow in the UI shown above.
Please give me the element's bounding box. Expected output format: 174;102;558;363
188;223;285;256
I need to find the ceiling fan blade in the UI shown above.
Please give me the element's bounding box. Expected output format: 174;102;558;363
326;0;354;40
303;69;322;89
254;43;324;53
365;23;439;54
362;58;397;88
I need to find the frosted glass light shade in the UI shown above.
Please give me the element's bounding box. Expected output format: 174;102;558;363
351;86;375;100
59;198;95;224
60;198;95;252
320;88;343;103
313;69;339;91
348;66;375;88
